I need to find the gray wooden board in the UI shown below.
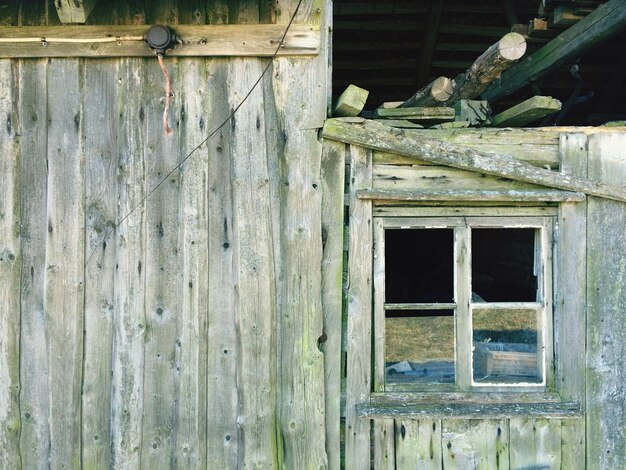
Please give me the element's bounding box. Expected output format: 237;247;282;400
322;119;626;202
81;57;118;468
272;57;328;469
556;133;587;469
174;57;209;467
140;53;182;468
509;418;562;469
17;58;50;470
345;145;373;470
441;419;509;469
395;419;442;469
321;139;347;470
110;57;147;469
206;58;239;470
0;58;20;469
586;132;626;469
45;58;85;469
229;57;278;468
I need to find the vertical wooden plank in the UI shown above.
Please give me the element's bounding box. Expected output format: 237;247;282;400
442;419;509;470
345;144;373;470
373;420;394;469
44;57;85;469
320;139;346;470
205;58;239;469
81;58;119;469
229;57;278;468
586;132;626;469
140;54;182;468
556;133;587;469
455;225;471;389
509;418;561;469
173;58;209;468
270;58;328;469
395;420;442;470
17;58;50;470
0;58;21;469
110;57;147;469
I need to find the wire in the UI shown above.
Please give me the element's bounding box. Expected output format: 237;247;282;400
85;0;303;267
157;54;173;135
0;36;144;43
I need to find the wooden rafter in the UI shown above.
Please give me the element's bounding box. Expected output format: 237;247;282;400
415;0;444;87
483;0;626;102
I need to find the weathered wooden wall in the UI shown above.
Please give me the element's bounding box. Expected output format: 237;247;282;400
331;127;626;470
0;1;339;469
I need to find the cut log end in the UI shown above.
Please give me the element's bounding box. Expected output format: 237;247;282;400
498;32;527;61
431;77;454;102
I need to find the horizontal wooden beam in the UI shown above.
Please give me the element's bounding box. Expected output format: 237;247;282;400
356;401;582;419
322;118;626;203
0;24;319;58
356;188;586;202
482;0;626;101
491;95;562;127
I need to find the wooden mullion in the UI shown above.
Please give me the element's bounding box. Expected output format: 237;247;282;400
455;225;472;390
373;218;385;393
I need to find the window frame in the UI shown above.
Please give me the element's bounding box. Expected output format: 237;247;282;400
373;215;554;394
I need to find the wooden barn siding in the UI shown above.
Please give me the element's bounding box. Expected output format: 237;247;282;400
339;132;624;469
0;1;335;469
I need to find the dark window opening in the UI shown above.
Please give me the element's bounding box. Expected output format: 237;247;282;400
385;228;454;303
471;228;537;302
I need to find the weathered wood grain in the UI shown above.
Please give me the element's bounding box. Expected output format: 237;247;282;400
358;188;586;202
372;164;559;193
320;139;346;470
586;132;626;470
174;58;209;468
110;58;147;469
372;128;561;168
509;418;562;468
16;58;50;470
395;420;442;470
556;133;587;470
44;58;85;469
0;24;320;58
229;57;278;469
205;58;239;470
357;402;581;419
322;119;626;202
0;58;21;469
81;57;118;469
374;419;395;469
344;145;373;470
271;57;328;469
140;53;182;468
54;0;97;23
442;420;509;469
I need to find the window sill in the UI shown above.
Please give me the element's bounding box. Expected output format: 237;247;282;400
356;398;581;420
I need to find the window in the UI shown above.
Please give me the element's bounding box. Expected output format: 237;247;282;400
373;216;553;392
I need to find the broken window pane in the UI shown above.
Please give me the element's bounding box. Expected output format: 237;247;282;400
471;228;538;302
385;310;455;385
472;308;542;384
385;228;454;303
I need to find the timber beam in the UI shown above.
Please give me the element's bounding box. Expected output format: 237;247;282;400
322;118;626;203
482;0;626;101
0;24;319;58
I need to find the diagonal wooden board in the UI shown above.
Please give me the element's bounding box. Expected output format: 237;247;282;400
321;118;626;203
